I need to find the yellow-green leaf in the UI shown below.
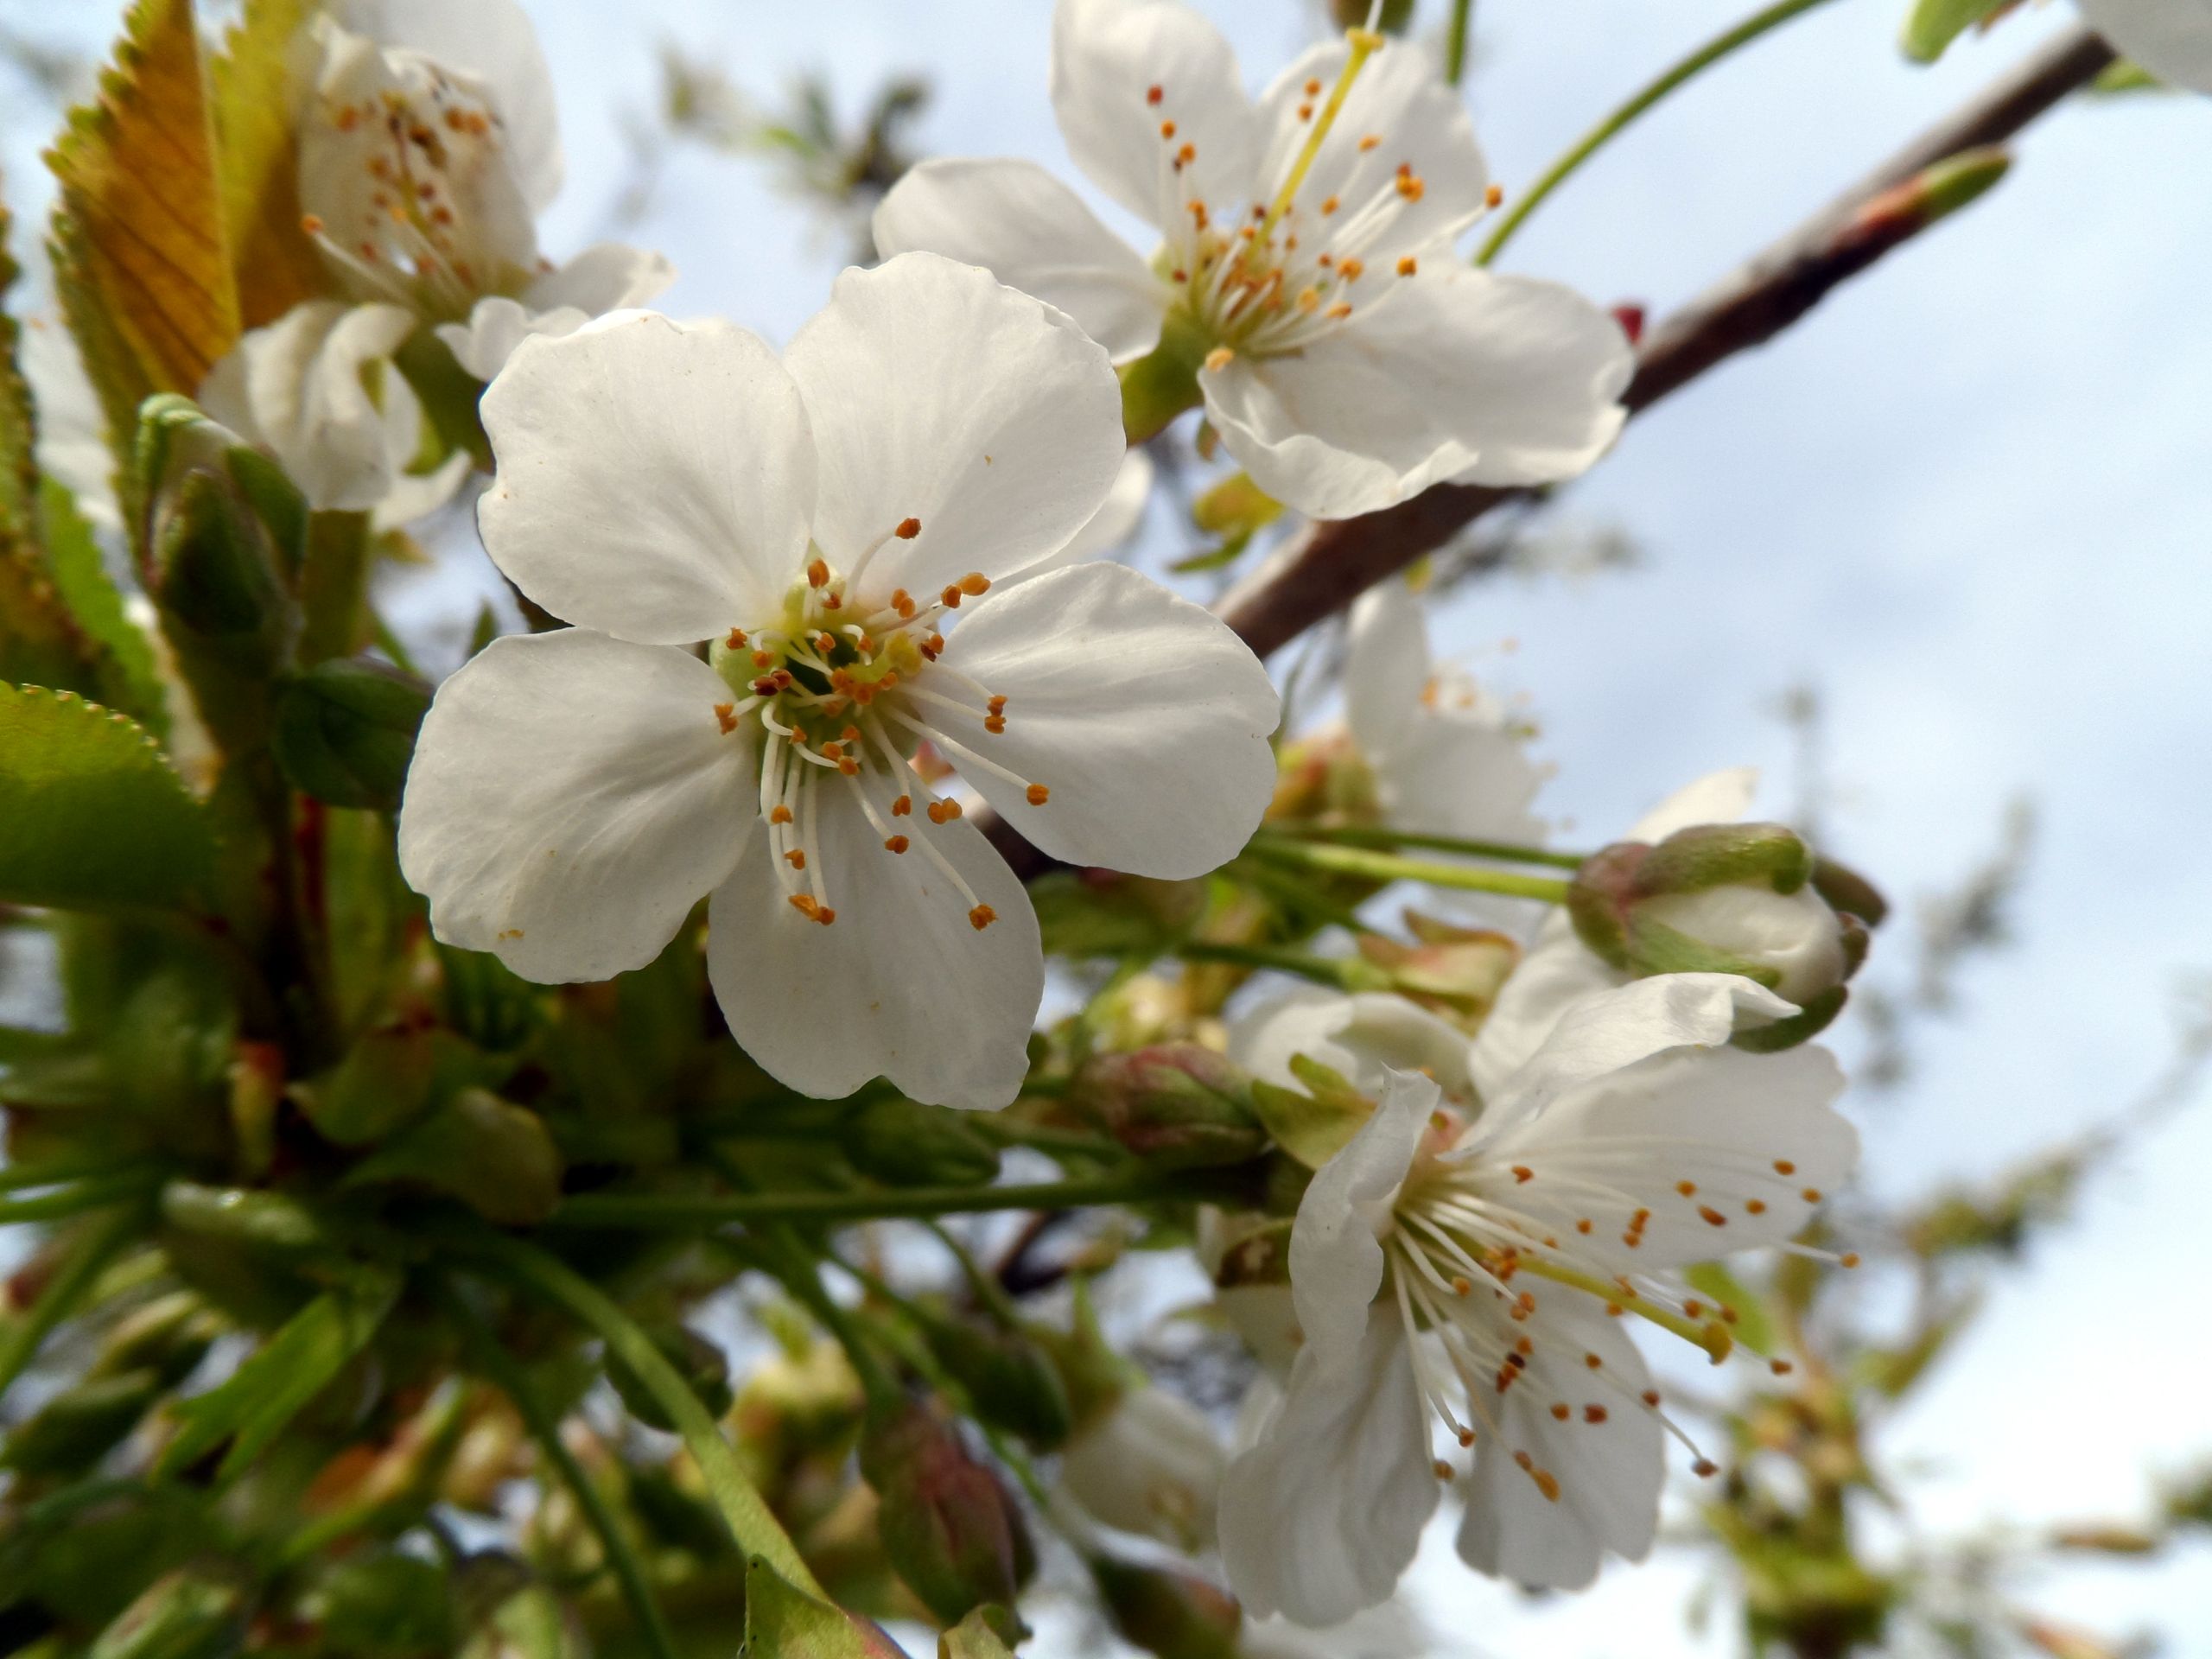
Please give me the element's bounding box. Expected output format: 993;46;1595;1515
0;683;216;912
211;0;323;329
1899;0;2012;63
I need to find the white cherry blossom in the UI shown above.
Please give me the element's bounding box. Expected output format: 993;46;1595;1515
1057;1382;1226;1549
1219;974;1856;1623
874;0;1631;520
397;253;1280;1109
2077;0;2212;92
296;0;671;378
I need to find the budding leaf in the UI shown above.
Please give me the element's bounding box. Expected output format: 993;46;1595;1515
1899;0;2012;63
207;0;324;332
0;683;217;912
157;1273;399;1484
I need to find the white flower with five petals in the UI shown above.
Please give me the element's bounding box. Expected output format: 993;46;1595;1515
397;253;1280;1109
1218;974;1856;1624
874;0;1631;520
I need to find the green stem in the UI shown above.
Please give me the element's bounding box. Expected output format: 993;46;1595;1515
1264;822;1587;870
0;1173;162;1226
0;1205;143;1397
1445;0;1475;85
459;1229;821;1595
1174;939;1386;990
922;1220;1023;1330
546;1171;1226;1233
0;1158;144;1195
1245;836;1573;903
443;1282;680;1659
1476;0;1840;265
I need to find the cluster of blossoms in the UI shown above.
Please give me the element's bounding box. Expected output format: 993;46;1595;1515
110;0;1980;1637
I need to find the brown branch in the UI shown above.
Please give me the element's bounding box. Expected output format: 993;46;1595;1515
988;24;2113;880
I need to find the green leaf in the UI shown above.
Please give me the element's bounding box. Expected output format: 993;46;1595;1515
1898;0;2011;63
156;1274;398;1484
741;1557;906;1657
0;683;216;912
208;0;324;332
41;478;168;728
2089;60;2164;94
48;0;240;402
342;1088;564;1224
939;1608;1020;1659
1682;1262;1777;1358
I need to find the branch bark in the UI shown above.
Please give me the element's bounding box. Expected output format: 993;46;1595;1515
990;23;2114;878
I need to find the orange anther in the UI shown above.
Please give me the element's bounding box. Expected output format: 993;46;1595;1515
1397;255;1418;276
1802;1187;1823;1203
302;213;326;233
1304;78;1322;96
896;516;921;539
1321;195;1340;214
714;702;738;734
893;588;916;619
1025;784;1050;806
1699;1206;1728;1227
1339;257;1364;282
821;742;843;760
1550;1402;1571;1421
784;850;805;869
1677;1180;1697;1197
769;805;793;825
788;894;817;918
1160;119;1177;138
1147;84;1163;105
807;558;830;588
1396;174;1425;201
1433;1459;1454;1480
726;628;748;648
1585;1353;1602;1370
927;799;963;824
957;572;990;596
814;906;836;925
1485;181;1504;208
1774;1160;1796;1175
753;650;775;668
1745;1198;1768;1215
1325;302;1352;321
969;904;996;931
1693;1459;1718;1478
1585;1405;1608;1424
884;835;909;854
1511;1165;1533;1184
1298;102;1314;120
891;795;912;817
940;585;963;609
1642;1389;1662;1408
983;715;1006;734
1770;1359;1794;1376
1358;133;1382;151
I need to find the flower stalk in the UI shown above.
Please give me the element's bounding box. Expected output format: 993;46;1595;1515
1245;833;1574;902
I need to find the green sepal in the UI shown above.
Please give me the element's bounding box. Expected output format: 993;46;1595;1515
1636;822;1811;897
1730;985;1848;1052
340;1087;563;1225
1249;1065;1372;1171
847;1096;1002;1187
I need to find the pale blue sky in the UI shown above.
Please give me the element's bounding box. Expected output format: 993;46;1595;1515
3;0;2209;1652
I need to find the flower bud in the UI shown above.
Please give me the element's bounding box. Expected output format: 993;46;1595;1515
139;399;300;677
1354;914;1518;1027
918;1317;1074;1450
847;1096;1001;1187
1067;1045;1268;1170
271;656;431;811
1089;1556;1242;1659
1267;730;1378;824
1568;822;1885;1043
859;1402;1034;1625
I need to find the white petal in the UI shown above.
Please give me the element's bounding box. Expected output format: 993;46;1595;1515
1254;36;1490;264
1467;916;1618;1102
873;158;1169;361
1289;1068;1436;1376
1034;447;1154;573
435;245;677;382
200;300;418;513
785;253;1126;601
1376;707;1547;846
370;448;471;534
397;631;754;982
2077;0;2212;92
334;0;562;210
1490;1041;1856;1270
1480;972;1796;1137
705;785;1043;1109
1229;988;1475;1103
1343;578;1432;760
1457;1294;1662;1589
476;313;815;644
1058;1385;1225;1549
1219;1316;1435;1627
1050;0;1260;232
928;562;1278;877
1203;269;1630;519
1628;766;1758;842
1636;885;1847;1006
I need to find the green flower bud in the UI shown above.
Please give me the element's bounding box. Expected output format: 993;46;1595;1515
1068;1045;1268;1169
271;657;431;811
605;1323;734;1434
847;1096;1002;1187
1567;822;1885;1043
1089;1556;1242;1659
859;1402;1034;1626
139;399;301;677
918;1317;1074;1450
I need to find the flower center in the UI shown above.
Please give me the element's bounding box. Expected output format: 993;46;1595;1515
705;518;1052;931
1377;1137;1852;1503
302;40;534;321
1141;32;1436;365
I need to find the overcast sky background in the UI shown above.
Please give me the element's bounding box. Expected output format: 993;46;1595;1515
4;0;2210;1653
